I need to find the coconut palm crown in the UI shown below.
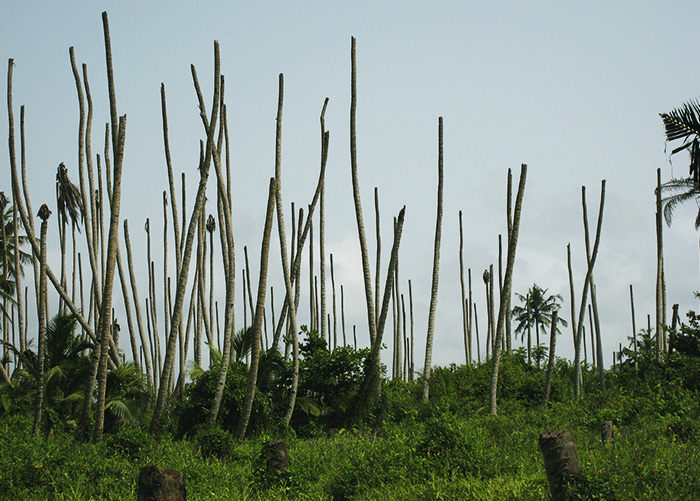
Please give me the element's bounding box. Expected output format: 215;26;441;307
659;99;700;228
512;284;567;364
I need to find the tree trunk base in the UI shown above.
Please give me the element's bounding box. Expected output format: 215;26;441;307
138;465;186;500
263;441;290;474
539;430;582;501
601;420;614;444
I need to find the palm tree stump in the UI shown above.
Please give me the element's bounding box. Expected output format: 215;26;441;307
601;421;614;444
539;430;581;501
138;465;186;501
263;441;290;474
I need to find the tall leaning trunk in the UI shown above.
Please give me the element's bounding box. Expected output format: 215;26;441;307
93;114;126;443
355;207;406;417
542;309;559;406
573;181;606;398
349;37;377;346
489;164;527;416
268;74;300;425
655;168;664;360
421;117;444;401
33;204;51;435
459;211;469;363
236;178;276;442
150;41;220;436
581;185;606;391
206;86;236;428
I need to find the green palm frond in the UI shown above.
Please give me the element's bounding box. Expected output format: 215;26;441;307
661;99;700;143
661;100;700;185
232;326;255;362
105;398;134;422
658;177;700;227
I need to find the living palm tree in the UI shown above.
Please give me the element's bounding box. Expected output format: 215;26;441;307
512;284;567;366
55;162;84;309
658;99;700;228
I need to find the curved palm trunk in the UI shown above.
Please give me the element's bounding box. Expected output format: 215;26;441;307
150;42;220;435
542;309;559;405
655;168;665;360
459;211;469;363
489;164;527;416
236;178;276;441
33;204;51;434
206;88;237;428
566;244;580;385
124;220;153;386
505;169;513;352
269;74;301;425
573;181;606;398
422;117;444;401
9;61;99;356
356;207;406;416
93;114;126;443
349;37;377;346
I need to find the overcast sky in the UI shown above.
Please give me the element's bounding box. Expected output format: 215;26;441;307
3;2;700;372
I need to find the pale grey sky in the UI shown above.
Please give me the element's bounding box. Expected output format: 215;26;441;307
3;2;700;372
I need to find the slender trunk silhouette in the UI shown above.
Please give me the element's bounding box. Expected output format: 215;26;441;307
489;164;527;416
422;116;444;401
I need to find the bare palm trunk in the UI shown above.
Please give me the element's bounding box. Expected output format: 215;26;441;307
150;41;220;435
542;309;559;406
566;244;580;387
489;164;527;416
236;178;276;442
33;204;51;434
349;37;377;347
459;211;469;363
204;78;237;428
505;169;513;352
630;284;637;370
573;181;606;399
356;207;406;415
270;75;301;425
422;117;444;401
655;168;664;361
93;111;126;443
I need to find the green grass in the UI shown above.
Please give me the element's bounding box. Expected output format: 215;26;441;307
2;391;700;500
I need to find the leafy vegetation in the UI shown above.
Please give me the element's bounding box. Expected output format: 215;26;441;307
2;317;700;499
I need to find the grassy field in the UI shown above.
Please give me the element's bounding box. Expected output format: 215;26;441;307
2;377;699;500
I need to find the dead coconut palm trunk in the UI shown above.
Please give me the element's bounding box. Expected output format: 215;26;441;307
459;211;469;363
8;61;98;355
150;41;220;436
124;220;152;384
566;244;580;386
93;112;126;443
206;86;237;428
270;74;301;425
573;181;606;399
655;168;665;360
542;309;559;406
422;116;444;402
349;37;377;346
489;164;527;416
271;100;328;352
236;178;276;442
356;206;406;417
581;184;606;391
33;204;51;434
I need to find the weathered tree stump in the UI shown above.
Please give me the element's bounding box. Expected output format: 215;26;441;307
601;420;614;444
138;465;186;501
263;441;290;474
539;430;582;501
